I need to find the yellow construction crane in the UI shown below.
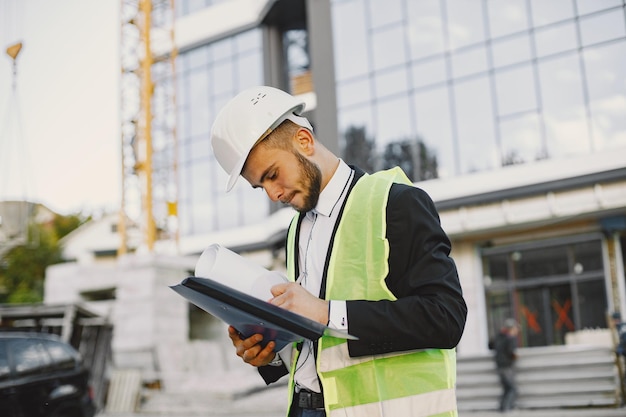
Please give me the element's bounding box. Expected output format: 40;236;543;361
119;0;179;254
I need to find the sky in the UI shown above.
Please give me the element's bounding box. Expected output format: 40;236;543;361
0;0;121;216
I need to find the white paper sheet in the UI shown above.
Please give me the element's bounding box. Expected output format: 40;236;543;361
194;243;287;302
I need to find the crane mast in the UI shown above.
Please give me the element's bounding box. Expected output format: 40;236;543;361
119;0;178;254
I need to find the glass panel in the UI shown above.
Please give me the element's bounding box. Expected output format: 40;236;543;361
576;0;622;15
534;22;578;58
451;45;488;78
284;29;310;77
486;289;513;341
406;1;445;59
211;61;235;96
371;26;407;71
374;67;409;97
413;87;456;178
10;339;50;375
186;45;209;70
189;136;212;161
500;113;543;165
211;37;234;61
375;95;412;146
491;34;532;68
487;0;528;38
513;246;569;279
485;238;608;348
495;64;537;116
446;1;486;49
44;340;76;370
454;76;497;173
577;279;608;328
572;240;603;273
339;105;375;153
484;253;509;285
518;287;548;347
411;57;447;88
188;70;209;136
368;0;402;28
579;9;626;47
530;0;575;26
549;284;574;345
235;28;261;53
584;40;626;151
332;0;369;80
539;54;591;158
0;341;9;379
237;51;263;90
337;77;372;109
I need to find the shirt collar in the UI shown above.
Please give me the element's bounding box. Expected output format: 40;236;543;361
308;159;352;219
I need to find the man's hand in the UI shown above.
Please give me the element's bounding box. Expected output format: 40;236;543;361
270;282;329;325
227;326;277;367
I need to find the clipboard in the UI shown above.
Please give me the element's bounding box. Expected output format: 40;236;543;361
171;276;357;351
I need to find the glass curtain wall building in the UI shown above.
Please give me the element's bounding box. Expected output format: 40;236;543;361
172;0;626;353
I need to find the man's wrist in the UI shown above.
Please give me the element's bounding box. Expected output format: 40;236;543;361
267;354;283;367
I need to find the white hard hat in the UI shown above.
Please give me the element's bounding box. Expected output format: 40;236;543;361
210;85;313;192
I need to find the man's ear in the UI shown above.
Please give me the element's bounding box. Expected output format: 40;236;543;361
295;128;315;156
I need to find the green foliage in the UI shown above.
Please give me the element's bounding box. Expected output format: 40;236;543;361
0;210;85;304
342;126;377;173
382;138;439;182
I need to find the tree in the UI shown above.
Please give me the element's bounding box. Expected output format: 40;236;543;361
381;138;439;182
0;209;88;304
342;125;377;173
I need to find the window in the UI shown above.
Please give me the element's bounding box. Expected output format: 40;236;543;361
0;341;9;380
487;0;528;38
445;1;486;50
10;339;51;376
539;54;590;157
176;28;266;236
455;75;497;174
583;40;626;151
495;64;537;116
531;0;574;26
491;35;532;68
500;113;544;165
483;237;607;347
43;340;77;371
332;0;369;81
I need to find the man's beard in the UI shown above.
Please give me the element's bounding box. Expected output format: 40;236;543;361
292;150;322;213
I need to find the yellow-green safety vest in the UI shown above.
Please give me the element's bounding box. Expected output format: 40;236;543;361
285;167;458;417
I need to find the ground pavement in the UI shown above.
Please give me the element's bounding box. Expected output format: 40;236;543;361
96;385;625;417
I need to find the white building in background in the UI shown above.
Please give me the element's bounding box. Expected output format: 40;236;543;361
45;0;626;391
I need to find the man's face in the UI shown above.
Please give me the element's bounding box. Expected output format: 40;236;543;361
242;140;321;213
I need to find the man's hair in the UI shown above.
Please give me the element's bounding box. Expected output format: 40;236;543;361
261;119;303;151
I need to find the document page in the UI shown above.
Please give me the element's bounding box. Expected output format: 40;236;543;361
194;243;288;301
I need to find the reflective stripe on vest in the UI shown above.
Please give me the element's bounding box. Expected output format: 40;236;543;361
285;167;457;417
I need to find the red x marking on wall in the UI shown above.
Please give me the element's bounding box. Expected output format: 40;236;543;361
552;299;575;331
521;305;542;333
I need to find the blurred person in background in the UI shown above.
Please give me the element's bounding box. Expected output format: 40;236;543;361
493;318;520;413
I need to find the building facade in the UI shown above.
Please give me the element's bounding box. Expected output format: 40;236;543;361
167;0;626;356
169;0;626;355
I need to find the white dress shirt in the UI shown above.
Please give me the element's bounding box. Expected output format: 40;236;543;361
285;159;353;393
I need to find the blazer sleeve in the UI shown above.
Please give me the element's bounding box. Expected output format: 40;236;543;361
258;363;289;385
345;183;467;357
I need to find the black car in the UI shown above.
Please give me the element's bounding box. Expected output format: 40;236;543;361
0;331;96;417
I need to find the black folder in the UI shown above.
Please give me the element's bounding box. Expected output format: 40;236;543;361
171;276;357;350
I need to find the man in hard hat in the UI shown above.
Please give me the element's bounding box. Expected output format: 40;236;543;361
210;85;467;417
